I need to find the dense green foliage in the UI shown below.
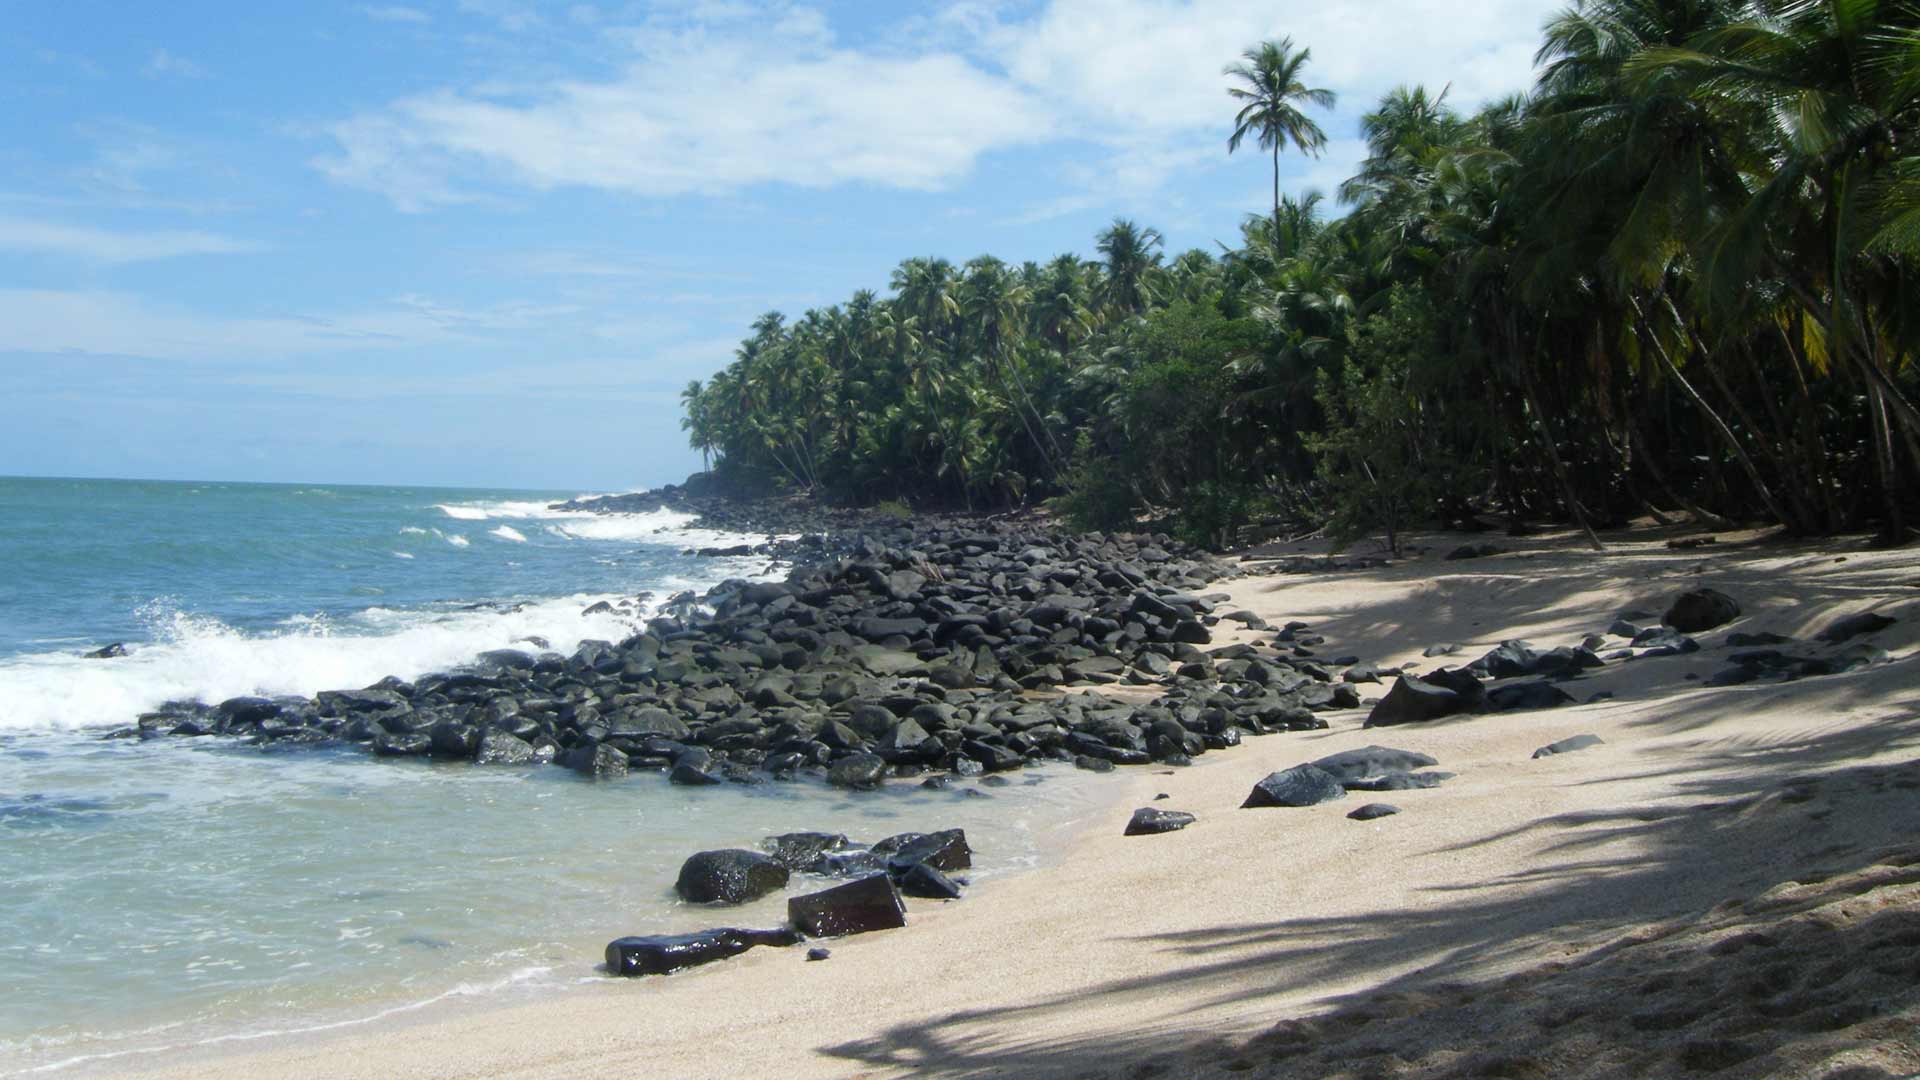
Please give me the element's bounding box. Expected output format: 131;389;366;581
684;0;1920;547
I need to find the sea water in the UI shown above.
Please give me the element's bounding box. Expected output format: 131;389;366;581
0;477;1107;1075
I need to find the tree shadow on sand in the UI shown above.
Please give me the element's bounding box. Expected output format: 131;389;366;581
816;666;1920;1078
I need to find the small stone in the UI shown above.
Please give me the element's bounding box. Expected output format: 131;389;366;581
1532;734;1604;759
806;948;831;962
1347;803;1401;821
1124;807;1196;836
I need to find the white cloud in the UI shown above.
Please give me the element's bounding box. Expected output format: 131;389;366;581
360;5;433;23
0;217;257;263
316;0;1558;211
142;49;207;79
317;13;1051;209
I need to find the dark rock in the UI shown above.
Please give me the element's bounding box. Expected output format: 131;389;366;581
473;731;536;765
764;832;851;872
878;828;971;872
806;947;831;961
1663;588;1740;633
1817;612;1896;643
1487;681;1575;712
1532;734;1604;759
1124;807;1196;836
1241;764;1347;808
372;731;431;757
1445;542;1506;561
674;849;791;905
1364;674;1479;727
1074;754;1115;773
669;761;724;786
84;643;129;659
605;926;798;976
566;743;630;780
827;752;888;790
896;861;963;900
1311;745;1440;786
788;874;907;937
1345;770;1453;791
1347;803;1401;821
1726;631;1793;647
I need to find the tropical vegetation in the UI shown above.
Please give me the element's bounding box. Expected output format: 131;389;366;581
682;0;1920;549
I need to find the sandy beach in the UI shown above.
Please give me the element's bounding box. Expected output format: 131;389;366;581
109;525;1920;1080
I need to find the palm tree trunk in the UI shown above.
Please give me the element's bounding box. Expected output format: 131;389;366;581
1272;141;1281;237
1630;296;1796;531
1507;312;1603;551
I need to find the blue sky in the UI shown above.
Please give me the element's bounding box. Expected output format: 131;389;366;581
0;0;1561;493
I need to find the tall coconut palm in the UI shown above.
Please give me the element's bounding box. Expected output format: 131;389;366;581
1226;37;1338;235
1096;218;1165;315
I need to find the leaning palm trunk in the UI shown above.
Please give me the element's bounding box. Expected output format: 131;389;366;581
1630;296;1798;532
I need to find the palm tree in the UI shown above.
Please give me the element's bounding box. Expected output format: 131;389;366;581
1226;37;1338;235
1096;218;1165;315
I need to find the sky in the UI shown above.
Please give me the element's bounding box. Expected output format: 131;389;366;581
0;0;1565;493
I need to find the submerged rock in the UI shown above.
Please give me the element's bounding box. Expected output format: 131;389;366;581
605;926;798;976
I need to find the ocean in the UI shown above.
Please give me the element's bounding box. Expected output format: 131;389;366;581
0;477;1104;1075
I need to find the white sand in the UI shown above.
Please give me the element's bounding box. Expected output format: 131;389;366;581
108;527;1920;1079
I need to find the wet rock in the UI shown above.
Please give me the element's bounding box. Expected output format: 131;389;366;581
372;731;430;757
806;947;831;961
674;849;791;905
1124;807;1196;836
473;731;537;765
1347;803;1401;821
605;926;798;976
788;874;907;938
669;761;724;786
763;832;851;872
84;643;129;659
1533;734;1604;759
876;828;972;873
896;861;963;900
827;752;888;790
1663;588;1740;633
566;743;630;780
1241;764;1347;808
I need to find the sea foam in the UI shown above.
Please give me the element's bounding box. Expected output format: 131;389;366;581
0;596;657;732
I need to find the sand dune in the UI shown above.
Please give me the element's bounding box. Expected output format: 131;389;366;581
113;526;1920;1080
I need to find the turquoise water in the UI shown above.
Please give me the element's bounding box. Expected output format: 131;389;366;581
0;477;1106;1075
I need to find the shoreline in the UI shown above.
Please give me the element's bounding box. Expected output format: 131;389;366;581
96;519;1920;1079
